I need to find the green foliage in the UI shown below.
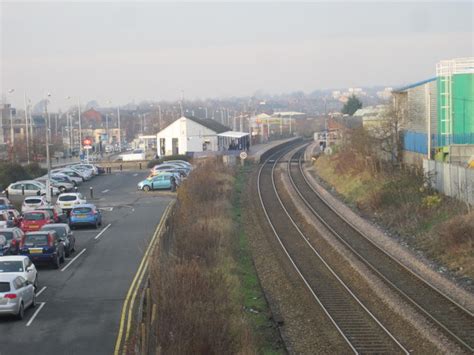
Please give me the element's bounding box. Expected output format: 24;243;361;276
24;163;47;178
422;195;442;209
0;163;30;191
342;94;363;115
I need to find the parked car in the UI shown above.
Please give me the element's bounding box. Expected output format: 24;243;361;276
36;176;75;193
0;256;38;289
55;193;87;213
19;231;65;269
138;172;176;191
69;204;102;229
67;166;92;181
51;173;78;187
21;196;50;214
4;180;56;196
50;169;84;185
35;206;67;224
20;211;52;232
69;163;98;176
0;210;11;229
0;228;24;256
6;210;22;228
151;164;189;177
0;274;35;320
41;224;75;257
0;197;14;210
161;160;192;169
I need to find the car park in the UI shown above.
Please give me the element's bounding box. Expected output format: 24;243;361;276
69;204;102;229
21;196;50;214
19;231;65;269
0;256;38;289
55;193;87;213
41;224;75;256
69;163;98;176
0;274;36;320
138;172;176;191
51;173;78;187
0;228;24;256
0;198;14;210
20;211;52;232
4;180;54;197
68;166;92;181
150;164;189;177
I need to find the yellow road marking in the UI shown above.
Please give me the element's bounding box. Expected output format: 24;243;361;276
114;201;173;355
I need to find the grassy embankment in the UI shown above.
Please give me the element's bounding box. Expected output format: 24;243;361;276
148;159;283;354
314;152;473;280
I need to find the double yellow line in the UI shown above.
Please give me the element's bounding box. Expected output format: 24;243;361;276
114;201;174;355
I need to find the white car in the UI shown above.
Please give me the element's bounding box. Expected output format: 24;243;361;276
55;193;87;212
5;180;58;197
35;176;74;193
51;169;84;185
0;256;38;289
0;274;35;320
68;166;92;180
69;164;98;176
21;196;50;214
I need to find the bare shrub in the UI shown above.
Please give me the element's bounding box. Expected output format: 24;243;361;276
437;212;474;250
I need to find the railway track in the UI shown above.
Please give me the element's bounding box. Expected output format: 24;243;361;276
258;144;409;354
288;146;474;353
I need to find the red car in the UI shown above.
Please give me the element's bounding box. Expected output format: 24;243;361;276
36;206;66;224
20;211;52;232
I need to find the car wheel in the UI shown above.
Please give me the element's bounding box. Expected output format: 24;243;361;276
95;221;99;229
34;277;38;291
143;185;151;192
16;302;24;320
65;248;70;257
53;255;60;269
59;186;66;193
31;294;37;308
60;252;65;263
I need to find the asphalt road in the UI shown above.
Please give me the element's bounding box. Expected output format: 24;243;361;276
0;170;173;355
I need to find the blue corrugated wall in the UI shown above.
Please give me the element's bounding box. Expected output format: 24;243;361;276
402;131;428;154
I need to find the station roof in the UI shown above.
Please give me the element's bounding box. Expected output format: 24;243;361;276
217;131;250;138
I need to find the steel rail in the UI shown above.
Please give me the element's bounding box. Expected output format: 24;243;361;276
257;143;409;354
289;147;474;353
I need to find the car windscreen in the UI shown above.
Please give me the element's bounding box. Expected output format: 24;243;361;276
41;226;66;237
24;213;46;221
0;261;24;273
72;207;92;214
25;198;42;204
52;176;67;182
24;234;49;246
59;195;77;201
0;282;10;292
0;232;14;241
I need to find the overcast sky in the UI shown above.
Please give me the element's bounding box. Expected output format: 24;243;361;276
1;1;473;110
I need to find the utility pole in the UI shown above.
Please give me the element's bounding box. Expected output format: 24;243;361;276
77;99;82;152
117;105;121;151
23;92;30;164
45;94;52;203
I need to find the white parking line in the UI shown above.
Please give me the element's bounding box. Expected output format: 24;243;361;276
133;173;138;176
26;302;45;327
61;248;87;272
94;223;112;240
36;286;47;297
101;189;110;193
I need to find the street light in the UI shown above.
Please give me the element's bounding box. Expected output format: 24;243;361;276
44;93;52;203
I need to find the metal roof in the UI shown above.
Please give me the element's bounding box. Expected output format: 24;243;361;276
217;131;250;138
392;77;436;93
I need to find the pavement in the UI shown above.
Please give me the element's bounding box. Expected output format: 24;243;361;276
0;170;174;355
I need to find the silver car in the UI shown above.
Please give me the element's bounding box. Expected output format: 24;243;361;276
0;274;35;320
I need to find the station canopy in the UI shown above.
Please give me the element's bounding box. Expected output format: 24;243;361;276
217;131;250;138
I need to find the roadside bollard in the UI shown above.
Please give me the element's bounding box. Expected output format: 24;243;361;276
75;186;78;192
120;164;122;171
21;185;25;195
5;189;9;200
50;187;54;197
90;186;94;199
139;163;142;170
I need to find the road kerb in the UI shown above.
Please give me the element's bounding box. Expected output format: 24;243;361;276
114;201;174;355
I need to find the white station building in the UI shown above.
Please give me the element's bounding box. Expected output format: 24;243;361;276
156;116;229;157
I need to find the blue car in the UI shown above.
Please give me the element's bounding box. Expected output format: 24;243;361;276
137;172;176;191
69;204;102;229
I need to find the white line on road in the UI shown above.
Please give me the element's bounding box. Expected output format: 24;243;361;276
61;248;87;272
36;286;47;297
133;173;138;176
26;302;46;327
94;223;112;240
101;189;110;193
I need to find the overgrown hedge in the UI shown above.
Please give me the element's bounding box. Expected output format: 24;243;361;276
0;162;47;191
